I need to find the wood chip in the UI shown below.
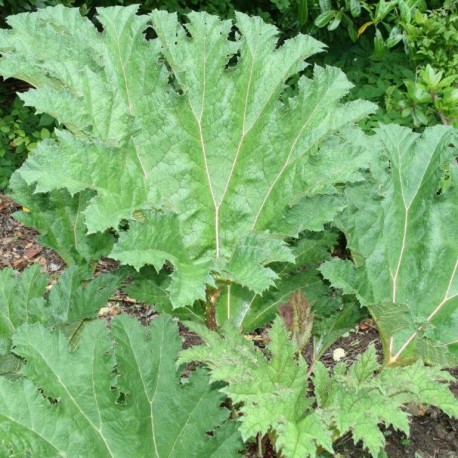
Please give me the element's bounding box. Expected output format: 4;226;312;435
24;246;43;259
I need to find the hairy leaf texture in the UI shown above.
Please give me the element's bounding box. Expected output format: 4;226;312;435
0;315;241;457
278;290;313;352
180;320;458;457
321;125;458;366
179;317;334;457
0;6;375;314
314;345;458;457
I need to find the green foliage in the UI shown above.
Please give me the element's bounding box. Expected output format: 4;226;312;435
0;6;456;458
10;175;114;267
313;345;458;457
321;40;416;129
180;317;458;457
0;0;298;25
306;1;458;128
179;317;334;456
0;264;119;377
0;97;56;190
1;6;375;329
398;64;458;127
405;2;458;77
0;314;242;456
399;3;458;126
321;125;458;366
310;0;413;49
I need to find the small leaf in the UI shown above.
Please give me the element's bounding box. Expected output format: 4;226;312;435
327;13;342;31
279;290;314;352
385;26;403;48
349;0;361;17
398;0;411;23
40;128;50;139
319;0;332;12
315;10;336;27
298;0;308;25
373;29;385;56
357;21;373;36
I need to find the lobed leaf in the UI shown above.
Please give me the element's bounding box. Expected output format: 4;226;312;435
313;345;458;457
321;125;458;366
179;317;334;455
0;315;241;456
181;320;458;458
0;265;119;376
1;6;376;316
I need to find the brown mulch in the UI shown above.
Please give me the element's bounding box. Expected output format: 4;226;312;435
0;194;64;273
1;192;457;458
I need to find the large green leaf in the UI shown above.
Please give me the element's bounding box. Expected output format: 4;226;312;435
0;315;241;456
0;6;375;314
321;125;458;366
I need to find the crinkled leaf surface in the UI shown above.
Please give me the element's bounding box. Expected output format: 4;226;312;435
179;318;458;458
122;265;206;322
0;265;118;336
46;265;120;326
0;265;47;348
0;6;375;311
212;230;363;352
9;174;114;266
0;315;241;457
0;265;47;377
179;317;334;457
215;231;339;329
314;345;458;457
321;125;458;366
124;229;357;340
0;265;119;377
180;319;458;458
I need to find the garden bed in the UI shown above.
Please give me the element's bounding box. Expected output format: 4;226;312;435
1;192;456;458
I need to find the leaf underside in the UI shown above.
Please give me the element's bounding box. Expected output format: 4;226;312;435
321;125;458;366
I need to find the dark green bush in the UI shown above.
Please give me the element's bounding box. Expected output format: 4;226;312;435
0;96;57;190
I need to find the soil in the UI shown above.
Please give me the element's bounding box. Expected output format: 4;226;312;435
0;193;457;458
